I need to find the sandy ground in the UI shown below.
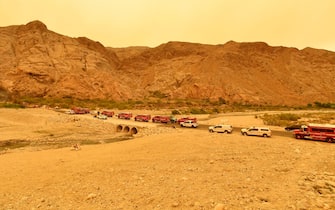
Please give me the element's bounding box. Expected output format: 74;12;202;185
0;108;335;210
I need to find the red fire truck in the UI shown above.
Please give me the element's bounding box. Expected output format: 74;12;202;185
117;112;132;120
134;114;151;122
177;117;197;124
293;123;335;143
101;110;114;117
152;116;170;123
71;107;90;114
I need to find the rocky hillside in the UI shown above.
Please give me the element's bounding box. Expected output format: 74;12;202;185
0;21;130;101
1;21;335;105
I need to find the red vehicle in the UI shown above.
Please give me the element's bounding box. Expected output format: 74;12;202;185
117;112;132;120
152;116;170;123
71;107;90;114
177;117;197;124
293;123;335;143
134;114;151;122
101;110;114;117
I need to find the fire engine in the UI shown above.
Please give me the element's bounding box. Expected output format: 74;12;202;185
293;123;335;143
117;112;132;120
101;110;114;117
134;114;151;122
152;116;170;123
71;107;90;114
177;117;197;124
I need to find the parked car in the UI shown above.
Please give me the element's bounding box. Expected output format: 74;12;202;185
284;124;302;131
241;127;271;137
96;114;107;120
208;124;233;133
65;110;75;115
180;120;198;128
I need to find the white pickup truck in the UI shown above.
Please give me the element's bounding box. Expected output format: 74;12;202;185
180;120;198;128
208;124;233;133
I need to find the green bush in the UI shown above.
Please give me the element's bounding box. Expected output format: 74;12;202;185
314;101;335;109
277;113;300;121
190;108;207;114
171;110;181;115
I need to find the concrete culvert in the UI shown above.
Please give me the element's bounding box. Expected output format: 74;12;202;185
123;126;130;133
116;125;123;132
130;127;138;135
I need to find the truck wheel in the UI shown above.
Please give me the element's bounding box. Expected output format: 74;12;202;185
209;129;214;133
242;132;247;136
263;134;268;138
295;134;301;139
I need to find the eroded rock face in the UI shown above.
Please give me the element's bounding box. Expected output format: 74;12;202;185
1;21;335;105
116;41;335;105
0;20;128;100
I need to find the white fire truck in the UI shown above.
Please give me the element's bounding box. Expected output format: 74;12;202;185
293;123;335;143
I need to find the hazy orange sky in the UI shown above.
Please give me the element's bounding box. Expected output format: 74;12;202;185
1;0;335;51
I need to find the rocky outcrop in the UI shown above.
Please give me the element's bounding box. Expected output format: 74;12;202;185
1;21;335;105
0;20;129;100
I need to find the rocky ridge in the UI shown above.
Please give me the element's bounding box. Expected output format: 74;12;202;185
1;20;335;105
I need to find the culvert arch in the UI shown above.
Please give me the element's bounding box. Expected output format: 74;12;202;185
116;124;139;135
130;127;138;135
116;125;123;132
123;126;130;133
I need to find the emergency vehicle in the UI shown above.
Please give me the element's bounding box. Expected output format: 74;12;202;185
293;123;335;143
152;116;170;123
71;107;90;114
117;112;133;120
134;114;151;122
177;117;197;124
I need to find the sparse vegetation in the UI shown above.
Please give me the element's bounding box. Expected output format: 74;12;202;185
4;96;335;114
189;108;207;114
0;102;25;109
261;113;301;126
313;101;335;109
171;109;181;115
261;112;335;126
0;140;30;151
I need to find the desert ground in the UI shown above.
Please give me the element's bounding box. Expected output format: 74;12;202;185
0;108;335;210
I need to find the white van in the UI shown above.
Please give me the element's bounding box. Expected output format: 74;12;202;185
208;124;233;133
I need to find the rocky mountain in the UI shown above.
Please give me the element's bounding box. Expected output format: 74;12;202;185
1;20;335;105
